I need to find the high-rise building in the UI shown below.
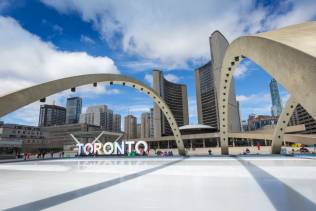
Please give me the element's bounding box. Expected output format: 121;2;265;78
150;108;154;138
79;105;116;132
269;78;283;117
195;31;241;131
153;70;189;137
289;104;316;134
124;115;137;139
141;112;151;138
137;123;141;139
79;105;107;126
112;114;121;132
39;104;66;127
104;109;113;131
66;97;82;124
195;61;218;128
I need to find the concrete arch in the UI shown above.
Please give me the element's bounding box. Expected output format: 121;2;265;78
0;74;186;155
271;96;298;154
219;22;316;154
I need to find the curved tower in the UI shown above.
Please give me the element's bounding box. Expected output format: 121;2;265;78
153;70;189;137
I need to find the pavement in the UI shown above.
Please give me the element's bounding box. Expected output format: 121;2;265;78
0;156;316;211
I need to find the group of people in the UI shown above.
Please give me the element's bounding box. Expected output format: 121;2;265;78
156;150;173;156
17;151;65;160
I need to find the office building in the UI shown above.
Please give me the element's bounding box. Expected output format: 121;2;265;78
39;104;66;127
124;115;137;139
269;78;283;116
153;70;189;137
141;112;152;138
289;104;316;134
0;123;44;153
66;97;82;124
80;105;107;127
195;31;240;131
104;109;113;131
112;114;121;132
247;114;278;131
150;108;154;138
80;105;116;132
137;124;141;139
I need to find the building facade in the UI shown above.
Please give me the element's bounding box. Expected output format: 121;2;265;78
153;70;189;137
137;124;141;139
39;104;66;127
112;114;121;132
79;105;107;126
195;61;219;128
104;109;113;131
80;105;117;132
124;115;137;139
66;97;82;124
269;78;283;117
141;112;152;138
40;123;101;149
195;31;240;132
247;114;278;131
0;124;44;152
289;104;316;134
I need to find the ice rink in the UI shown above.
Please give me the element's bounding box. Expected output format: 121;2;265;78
1;156;316;211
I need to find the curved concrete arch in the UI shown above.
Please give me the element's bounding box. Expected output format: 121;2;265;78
219;22;316;154
0;74;186;155
271;96;298;154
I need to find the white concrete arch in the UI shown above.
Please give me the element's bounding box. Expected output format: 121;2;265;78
219;22;316;154
271;96;298;154
0;74;186;155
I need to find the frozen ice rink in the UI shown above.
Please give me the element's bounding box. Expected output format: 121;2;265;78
1;156;316;211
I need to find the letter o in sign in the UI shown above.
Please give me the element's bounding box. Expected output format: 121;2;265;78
135;141;148;154
103;142;114;155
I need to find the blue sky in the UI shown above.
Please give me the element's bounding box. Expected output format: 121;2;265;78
0;0;315;126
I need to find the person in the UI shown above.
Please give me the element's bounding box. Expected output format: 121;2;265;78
208;149;212;156
51;152;53;158
246;148;250;154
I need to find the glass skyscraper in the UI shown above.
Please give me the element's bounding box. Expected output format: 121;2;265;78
66;97;82;124
269;78;283;116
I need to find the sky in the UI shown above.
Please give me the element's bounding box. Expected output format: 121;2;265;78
0;0;315;126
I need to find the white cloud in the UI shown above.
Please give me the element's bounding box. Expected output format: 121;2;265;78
188;98;197;124
237;91;290;120
237;93;271;120
164;74;181;83
144;74;153;86
80;35;95;45
237;93;270;103
144;72;180;87
234;64;248;78
0;16;119;125
41;0;316;69
0;16;118;96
